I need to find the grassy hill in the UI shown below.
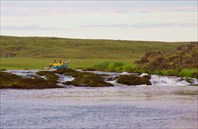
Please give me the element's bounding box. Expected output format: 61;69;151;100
0;35;189;69
1;35;187;59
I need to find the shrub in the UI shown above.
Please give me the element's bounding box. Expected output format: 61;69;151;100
160;70;177;76
122;64;138;72
92;62;125;71
107;62;125;71
92;62;110;70
179;69;198;78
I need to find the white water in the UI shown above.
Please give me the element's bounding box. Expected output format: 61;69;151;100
6;70;198;86
1;70;198;129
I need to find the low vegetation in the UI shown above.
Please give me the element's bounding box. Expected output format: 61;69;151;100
1;35;185;59
92;62;138;72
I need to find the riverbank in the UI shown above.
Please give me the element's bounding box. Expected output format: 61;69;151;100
0;58;135;70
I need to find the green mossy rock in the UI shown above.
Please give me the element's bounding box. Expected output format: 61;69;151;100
36;71;59;83
60;69;113;87
116;75;151;85
55;68;80;77
0;72;21;87
141;74;151;80
0;72;61;89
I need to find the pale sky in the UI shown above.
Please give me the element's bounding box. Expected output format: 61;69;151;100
1;0;197;41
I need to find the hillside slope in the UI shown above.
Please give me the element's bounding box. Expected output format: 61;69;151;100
0;35;187;59
135;43;198;78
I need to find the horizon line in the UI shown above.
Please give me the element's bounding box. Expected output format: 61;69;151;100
1;35;198;43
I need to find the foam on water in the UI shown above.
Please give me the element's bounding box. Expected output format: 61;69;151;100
150;75;198;86
5;70;198;86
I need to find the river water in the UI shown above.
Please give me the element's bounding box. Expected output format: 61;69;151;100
0;70;198;129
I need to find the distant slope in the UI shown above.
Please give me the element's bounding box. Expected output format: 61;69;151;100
0;35;188;59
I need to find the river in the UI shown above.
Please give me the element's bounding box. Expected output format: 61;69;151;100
0;70;198;129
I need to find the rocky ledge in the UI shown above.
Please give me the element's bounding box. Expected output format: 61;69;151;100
0;68;153;89
0;72;61;89
116;74;151;85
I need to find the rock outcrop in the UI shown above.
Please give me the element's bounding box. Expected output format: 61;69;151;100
135;43;198;78
56;68;113;87
116;74;151;85
0;72;61;89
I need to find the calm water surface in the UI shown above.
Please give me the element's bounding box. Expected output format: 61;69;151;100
1;86;197;129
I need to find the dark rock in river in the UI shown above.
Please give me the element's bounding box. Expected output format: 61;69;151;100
36;71;59;83
116;74;151;85
141;74;151;80
55;68;80;77
60;69;113;87
0;72;61;89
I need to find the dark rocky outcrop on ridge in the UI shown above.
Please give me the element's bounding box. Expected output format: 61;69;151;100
136;43;198;71
135;43;198;78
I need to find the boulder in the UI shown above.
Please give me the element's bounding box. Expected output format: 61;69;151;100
0;72;61;89
140;73;151;80
116;74;151;85
36;71;59;83
64;72;113;87
55;68;80;77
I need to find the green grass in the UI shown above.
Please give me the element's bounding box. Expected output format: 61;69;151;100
0;58;135;70
91;61;139;72
159;70;178;76
179;69;198;78
1;35;186;59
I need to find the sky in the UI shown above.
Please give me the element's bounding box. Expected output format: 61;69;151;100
1;0;197;41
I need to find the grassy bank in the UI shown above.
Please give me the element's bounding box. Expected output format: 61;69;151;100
1;35;197;78
0;58;134;70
